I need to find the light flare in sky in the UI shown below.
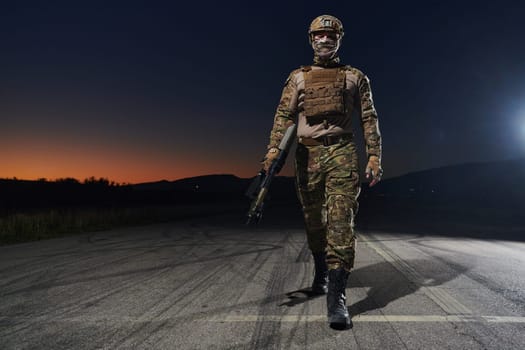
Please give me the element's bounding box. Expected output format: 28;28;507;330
512;103;525;150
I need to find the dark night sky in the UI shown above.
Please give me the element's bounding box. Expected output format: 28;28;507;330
2;1;525;183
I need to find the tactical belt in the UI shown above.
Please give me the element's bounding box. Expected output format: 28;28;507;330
298;133;353;147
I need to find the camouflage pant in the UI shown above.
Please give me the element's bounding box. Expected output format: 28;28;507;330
295;140;361;272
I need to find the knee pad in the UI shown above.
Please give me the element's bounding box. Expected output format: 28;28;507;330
326;194;355;233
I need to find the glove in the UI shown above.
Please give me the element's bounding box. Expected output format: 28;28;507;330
261;147;280;172
365;155;383;187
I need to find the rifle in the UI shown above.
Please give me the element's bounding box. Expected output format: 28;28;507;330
245;124;297;225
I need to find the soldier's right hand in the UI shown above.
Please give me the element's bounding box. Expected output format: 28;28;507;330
366;155;383;187
261;147;280;172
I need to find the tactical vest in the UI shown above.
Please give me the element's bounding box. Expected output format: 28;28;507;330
302;65;346;122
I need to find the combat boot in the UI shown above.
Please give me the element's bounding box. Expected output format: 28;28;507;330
311;252;328;294
327;267;352;330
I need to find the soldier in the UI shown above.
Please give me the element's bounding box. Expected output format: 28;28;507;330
262;15;383;329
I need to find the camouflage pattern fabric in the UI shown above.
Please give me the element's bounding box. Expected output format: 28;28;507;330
352;67;382;159
295;140;360;271
265;50;381;272
266;63;381;160
267;73;297;150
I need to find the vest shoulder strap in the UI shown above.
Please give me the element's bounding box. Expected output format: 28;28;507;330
301;65;312;72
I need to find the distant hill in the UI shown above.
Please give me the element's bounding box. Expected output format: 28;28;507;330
132;158;525;202
131;174;297;200
132;174;252;193
356;158;525;237
366;158;525;203
127;158;524;235
1;158;523;212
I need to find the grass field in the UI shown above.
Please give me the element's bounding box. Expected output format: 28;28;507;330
0;204;241;245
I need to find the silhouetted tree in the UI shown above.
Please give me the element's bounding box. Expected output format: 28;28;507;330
83;177;110;187
56;178;80;184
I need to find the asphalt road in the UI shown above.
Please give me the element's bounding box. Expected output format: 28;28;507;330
1;212;524;349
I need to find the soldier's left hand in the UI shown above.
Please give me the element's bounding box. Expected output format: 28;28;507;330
261;147;280;172
365;155;383;187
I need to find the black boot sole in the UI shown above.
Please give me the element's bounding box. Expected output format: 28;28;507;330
329;318;353;330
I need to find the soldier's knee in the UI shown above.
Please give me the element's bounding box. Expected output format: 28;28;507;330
303;207;323;226
306;229;327;252
298;188;324;208
326;194;355;226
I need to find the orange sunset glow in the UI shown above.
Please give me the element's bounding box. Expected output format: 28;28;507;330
1;137;293;184
4;2;523;187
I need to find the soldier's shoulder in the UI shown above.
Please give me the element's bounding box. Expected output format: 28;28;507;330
283;66;306;85
343;64;367;79
291;65;311;74
285;64;317;74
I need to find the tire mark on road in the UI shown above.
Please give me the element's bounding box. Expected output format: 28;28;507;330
0;227;196;291
360;233;472;315
248;230;295;349
0;227;206;295
361;232;524;350
409;238;525;309
104;227;285;349
0;227;222;338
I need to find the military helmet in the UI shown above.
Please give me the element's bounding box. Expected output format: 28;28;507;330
308;15;344;43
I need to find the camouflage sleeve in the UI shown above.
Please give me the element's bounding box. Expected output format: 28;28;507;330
266;72;298;150
358;74;382;159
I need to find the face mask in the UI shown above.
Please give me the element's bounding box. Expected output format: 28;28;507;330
312;35;340;59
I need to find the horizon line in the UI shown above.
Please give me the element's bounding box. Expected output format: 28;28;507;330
2;156;523;186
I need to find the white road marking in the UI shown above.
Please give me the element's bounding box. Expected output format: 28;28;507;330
211;314;525;323
483;316;525;323
2;315;523;323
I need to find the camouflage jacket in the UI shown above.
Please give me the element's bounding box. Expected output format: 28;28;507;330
267;64;382;160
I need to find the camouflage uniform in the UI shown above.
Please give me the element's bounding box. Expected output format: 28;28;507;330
266;30;382;273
